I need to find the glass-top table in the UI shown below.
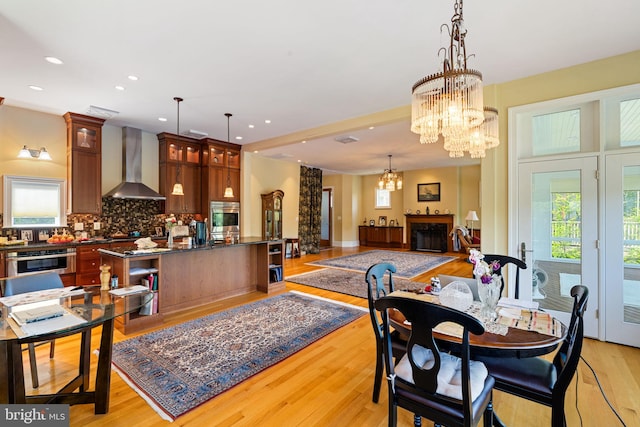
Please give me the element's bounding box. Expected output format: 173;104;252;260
0;286;153;413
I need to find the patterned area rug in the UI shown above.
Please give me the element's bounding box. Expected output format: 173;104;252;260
287;268;427;298
307;250;455;278
111;292;365;421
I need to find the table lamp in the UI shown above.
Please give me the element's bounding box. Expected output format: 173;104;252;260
465;210;479;237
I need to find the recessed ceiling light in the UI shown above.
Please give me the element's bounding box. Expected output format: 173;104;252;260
253;150;259;153
264;120;271;124
301;140;306;144
128;75;139;81
369;126;375;130
45;56;63;65
28;85;43;91
248;124;255;128
235;136;243;140
115;85;125;91
158;117;167;122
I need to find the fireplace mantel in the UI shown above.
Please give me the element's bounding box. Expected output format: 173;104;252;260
405;214;455;252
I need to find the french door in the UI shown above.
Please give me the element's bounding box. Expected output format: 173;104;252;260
517;157;599;338
604;153;640;347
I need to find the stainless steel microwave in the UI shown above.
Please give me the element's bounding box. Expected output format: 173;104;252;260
210;201;240;241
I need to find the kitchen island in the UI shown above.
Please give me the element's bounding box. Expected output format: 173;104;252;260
99;237;285;334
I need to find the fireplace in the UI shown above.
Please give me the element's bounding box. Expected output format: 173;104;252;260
412;223;448;252
405;214;455;252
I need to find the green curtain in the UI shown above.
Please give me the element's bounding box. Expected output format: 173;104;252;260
298;166;322;254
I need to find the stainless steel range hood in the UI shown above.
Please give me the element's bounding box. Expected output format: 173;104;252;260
104;127;166;200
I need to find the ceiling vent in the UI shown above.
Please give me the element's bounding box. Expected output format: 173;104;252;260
181;129;208;139
335;135;359;144
86;105;119;118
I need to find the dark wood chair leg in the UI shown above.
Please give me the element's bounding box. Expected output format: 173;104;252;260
27;343;39;389
49;340;55;358
373;342;383;403
484;400;494;427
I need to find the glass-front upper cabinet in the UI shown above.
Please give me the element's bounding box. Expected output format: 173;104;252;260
75;126;98;151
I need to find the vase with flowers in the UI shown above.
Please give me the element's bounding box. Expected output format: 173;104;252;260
165;214;177;248
469;249;502;321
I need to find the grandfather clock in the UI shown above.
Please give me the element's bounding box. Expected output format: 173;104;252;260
261;190;284;240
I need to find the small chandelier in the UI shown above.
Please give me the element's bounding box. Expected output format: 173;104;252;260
171;97;185;196
378;155;402;192
223;113;234;198
410;0;499;158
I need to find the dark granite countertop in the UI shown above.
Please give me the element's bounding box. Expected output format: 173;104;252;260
98;237;281;258
0;236;167;252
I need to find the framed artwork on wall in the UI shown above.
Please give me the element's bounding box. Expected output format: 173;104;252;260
378;216;387;226
417;182;441;202
389;219;395;227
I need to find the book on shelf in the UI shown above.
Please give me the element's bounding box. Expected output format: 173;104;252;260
269;265;283;282
139;290;159;316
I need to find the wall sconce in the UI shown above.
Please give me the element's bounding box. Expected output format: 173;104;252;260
17;145;52;160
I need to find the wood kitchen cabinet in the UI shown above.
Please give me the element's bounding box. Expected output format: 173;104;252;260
64;112;105;214
201;138;241;213
158;133;202;214
76;242;110;285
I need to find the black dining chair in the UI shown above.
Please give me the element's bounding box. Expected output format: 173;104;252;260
2;271;65;389
481;254;527;299
475;285;589;427
365;262;407;403
375;295;495;427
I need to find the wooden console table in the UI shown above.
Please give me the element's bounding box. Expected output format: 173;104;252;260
359;226;403;248
405;214;455;252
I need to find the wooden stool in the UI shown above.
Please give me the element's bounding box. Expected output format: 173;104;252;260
285;238;300;258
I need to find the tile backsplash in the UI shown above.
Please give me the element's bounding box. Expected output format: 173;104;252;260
1;198;197;242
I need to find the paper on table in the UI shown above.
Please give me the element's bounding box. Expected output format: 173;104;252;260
10;310;87;337
498;297;539;310
498;307;523;319
109;285;149;296
0;287;84;308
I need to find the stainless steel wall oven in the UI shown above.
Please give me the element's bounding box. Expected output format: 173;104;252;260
210;201;240;242
6;247;76;276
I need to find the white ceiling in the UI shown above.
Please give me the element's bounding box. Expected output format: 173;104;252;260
1;0;639;175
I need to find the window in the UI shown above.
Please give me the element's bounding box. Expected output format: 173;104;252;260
375;188;390;209
3;175;66;228
532;109;581;156
551;192;581;260
620;98;640;147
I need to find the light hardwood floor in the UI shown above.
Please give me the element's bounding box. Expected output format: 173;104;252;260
24;247;640;426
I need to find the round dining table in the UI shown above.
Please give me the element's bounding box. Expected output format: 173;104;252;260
388;306;567;358
0;287;153;414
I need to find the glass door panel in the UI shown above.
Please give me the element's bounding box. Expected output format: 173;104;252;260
605;154;640;347
518;157;598;337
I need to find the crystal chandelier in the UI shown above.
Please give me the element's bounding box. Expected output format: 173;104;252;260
410;0;499;158
378;155;403;191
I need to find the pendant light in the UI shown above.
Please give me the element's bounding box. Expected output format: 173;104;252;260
171;97;185;196
223;113;235;198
